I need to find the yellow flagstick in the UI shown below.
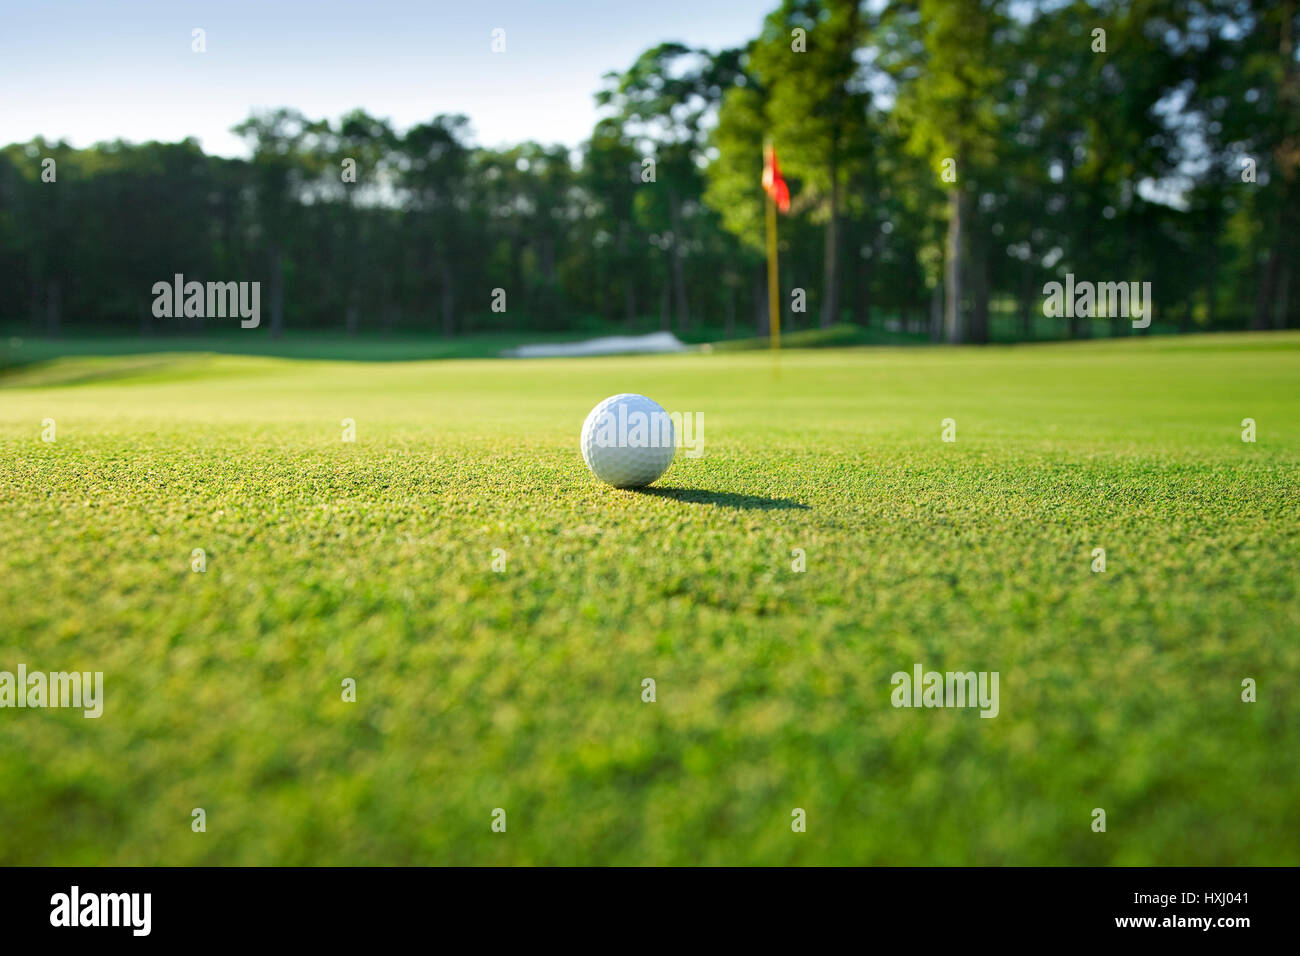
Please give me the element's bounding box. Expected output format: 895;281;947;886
766;191;780;351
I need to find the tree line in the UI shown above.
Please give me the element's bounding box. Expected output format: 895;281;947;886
1;0;1295;343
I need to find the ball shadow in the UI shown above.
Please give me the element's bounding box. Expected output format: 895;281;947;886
630;485;810;511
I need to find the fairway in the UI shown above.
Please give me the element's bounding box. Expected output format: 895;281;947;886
2;333;1298;865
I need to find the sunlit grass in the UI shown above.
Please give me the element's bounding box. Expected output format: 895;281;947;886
1;333;1297;864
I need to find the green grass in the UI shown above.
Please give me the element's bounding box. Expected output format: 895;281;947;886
708;321;929;351
0;330;610;366
1;332;1298;865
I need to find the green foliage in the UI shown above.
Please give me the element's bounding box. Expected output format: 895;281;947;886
748;0;873;201
892;0;1007;170
705;84;771;255
0;0;1296;341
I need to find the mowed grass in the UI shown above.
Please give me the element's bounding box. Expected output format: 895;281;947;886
1;333;1298;865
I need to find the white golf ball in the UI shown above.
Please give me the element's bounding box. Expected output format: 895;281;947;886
580;393;676;488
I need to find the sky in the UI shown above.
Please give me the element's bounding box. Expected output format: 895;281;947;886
2;0;774;157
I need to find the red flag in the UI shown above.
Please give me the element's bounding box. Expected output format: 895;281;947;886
762;143;790;213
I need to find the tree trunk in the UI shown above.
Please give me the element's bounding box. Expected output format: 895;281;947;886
970;231;989;344
786;270;796;332
725;280;736;338
1019;263;1033;340
439;254;455;336
1254;246;1282;330
930;280;944;342
345;202;362;336
859;263;872;328
1111;310;1125;337
1204;234;1218;330
1257;0;1298;328
269;245;285;339
858;225;879;327
380;272;395;335
45;280;61;338
821;168;841;328
620;223;636;326
668;188;689;333
1277;259;1292;329
29;266;43;333
943;186;965;343
541;236;557;283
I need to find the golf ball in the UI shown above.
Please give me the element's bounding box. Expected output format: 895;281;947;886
580;393;676;488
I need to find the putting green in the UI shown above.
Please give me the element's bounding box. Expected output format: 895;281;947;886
1;333;1297;864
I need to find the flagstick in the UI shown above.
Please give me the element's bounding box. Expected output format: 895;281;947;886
766;194;780;351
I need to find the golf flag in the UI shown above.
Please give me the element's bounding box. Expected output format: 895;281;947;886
762;144;790;213
762;143;787;350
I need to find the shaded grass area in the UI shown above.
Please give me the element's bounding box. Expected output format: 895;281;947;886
0;330;591;367
0;323;929;371
1;334;1297;864
707;322;929;351
0;319;1256;372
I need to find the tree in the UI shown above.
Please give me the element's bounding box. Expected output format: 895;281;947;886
599;44;747;333
583;118;644;325
749;0;875;328
887;0;1008;343
327;110;396;334
397;116;474;336
232;109;327;338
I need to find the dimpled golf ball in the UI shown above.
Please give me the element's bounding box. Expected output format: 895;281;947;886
580;393;676;488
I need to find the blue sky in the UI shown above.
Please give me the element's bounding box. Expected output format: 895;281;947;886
2;0;774;156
